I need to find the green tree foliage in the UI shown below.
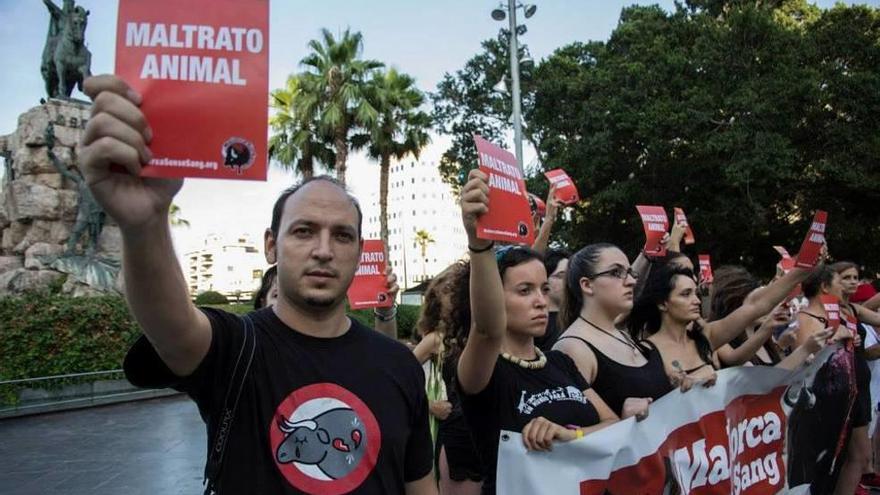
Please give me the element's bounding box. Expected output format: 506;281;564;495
434;1;880;273
431;31;536;191
359;68;431;248
194;290;229;305
269;73;336;179
298;29;384;185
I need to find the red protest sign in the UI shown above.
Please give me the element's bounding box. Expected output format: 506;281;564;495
673;207;695;245
544;169;580;205
473;136;534;245
698;254;713;283
820;294;841;330
795;211;828;269
773;246;796;273
636;205;669;258
115;0;269;180
347;240;393;310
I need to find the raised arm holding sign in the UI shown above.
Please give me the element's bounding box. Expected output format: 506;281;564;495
673;207;695;245
795;210;828;269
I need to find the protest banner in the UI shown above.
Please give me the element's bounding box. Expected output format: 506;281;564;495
544;169;580;205
498;345;852;494
346;240;392;310
674;207;696;245
636;205;669;258
473;135;534;245
698;254;713;283
794;211;828;269
115;0;269;180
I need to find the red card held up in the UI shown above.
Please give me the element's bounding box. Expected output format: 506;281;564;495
698;254;713;283
115;0;269;180
544;169;580;205
820;294;841;331
673;207;695;245
473;135;534;245
347;240;393;310
636;205;669;258
795;211;828;269
773;246;795;273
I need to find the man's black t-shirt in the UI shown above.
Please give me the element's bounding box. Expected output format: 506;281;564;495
458;350;600;494
124;307;433;494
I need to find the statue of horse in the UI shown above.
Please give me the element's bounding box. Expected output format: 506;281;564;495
41;0;92;99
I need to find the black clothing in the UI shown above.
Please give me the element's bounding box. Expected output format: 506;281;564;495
437;358;484;482
534;311;562;352
124;307;433;494
849;304;872;427
556;335;673;416
459;351;600;495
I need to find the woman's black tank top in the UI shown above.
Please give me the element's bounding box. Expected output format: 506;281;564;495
557;335;673;416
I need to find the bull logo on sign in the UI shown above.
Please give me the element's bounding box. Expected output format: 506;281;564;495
275;407;366;480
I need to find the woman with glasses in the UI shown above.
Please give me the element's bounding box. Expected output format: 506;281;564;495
553;243;673;420
456;170;618;495
628;262;813;387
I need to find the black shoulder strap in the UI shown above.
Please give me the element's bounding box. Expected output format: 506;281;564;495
203;314;257;495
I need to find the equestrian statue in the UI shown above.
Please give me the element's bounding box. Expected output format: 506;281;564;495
41;0;92;99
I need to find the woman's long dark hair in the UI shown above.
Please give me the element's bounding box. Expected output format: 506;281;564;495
709;265;782;364
253;265;277;310
627;264;714;367
442;260;472;366
559;243;618;329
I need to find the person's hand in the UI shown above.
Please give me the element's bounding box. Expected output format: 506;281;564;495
804;328;833;354
79;75;182;231
831;325;854;343
544;184;562;224
758;303;792;334
384;266;399;301
460;168;491;249
775;328;797;350
521;416;577;452
429;400;453;420
668;221;687;247
621;397;652;421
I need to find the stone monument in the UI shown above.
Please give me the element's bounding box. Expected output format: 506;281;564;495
0;1;121;297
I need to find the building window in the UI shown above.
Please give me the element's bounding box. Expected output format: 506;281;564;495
227;266;234;272
253;269;263;279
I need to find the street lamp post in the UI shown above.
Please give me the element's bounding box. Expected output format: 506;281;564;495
492;2;536;173
507;0;524;173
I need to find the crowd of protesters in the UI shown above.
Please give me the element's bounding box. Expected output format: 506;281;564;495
81;73;880;494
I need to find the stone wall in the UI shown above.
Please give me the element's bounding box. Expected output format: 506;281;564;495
0;99;122;296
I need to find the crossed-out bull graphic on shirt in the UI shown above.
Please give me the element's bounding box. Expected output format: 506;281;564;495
275;407;366;480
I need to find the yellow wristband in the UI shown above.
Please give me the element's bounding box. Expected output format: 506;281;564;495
575;428;584;439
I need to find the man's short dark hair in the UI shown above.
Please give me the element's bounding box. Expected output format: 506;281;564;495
270;175;363;240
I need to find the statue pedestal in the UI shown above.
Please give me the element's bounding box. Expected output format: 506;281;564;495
0;99;122;297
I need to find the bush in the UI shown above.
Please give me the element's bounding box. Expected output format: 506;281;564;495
194;291;228;305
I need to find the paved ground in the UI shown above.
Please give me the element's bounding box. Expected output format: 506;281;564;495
0;395;205;495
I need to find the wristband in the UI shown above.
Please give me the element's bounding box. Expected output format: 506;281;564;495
468;241;495;254
575;428;584;439
374;305;397;322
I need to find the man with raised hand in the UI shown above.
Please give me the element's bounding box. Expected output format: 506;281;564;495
79;75;436;495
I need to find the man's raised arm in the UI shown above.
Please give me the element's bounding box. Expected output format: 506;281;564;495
80;75;211;377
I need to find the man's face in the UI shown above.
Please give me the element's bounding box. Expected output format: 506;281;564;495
266;181;362;312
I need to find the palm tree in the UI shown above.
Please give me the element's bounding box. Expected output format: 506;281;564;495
414;229;435;281
358;68;431;251
298;28;383;185
268;74;335;178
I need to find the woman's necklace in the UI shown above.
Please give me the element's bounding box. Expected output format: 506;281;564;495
578;315;641;357
500;347;547;370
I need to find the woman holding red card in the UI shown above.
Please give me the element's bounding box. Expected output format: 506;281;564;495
455;169;618;495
